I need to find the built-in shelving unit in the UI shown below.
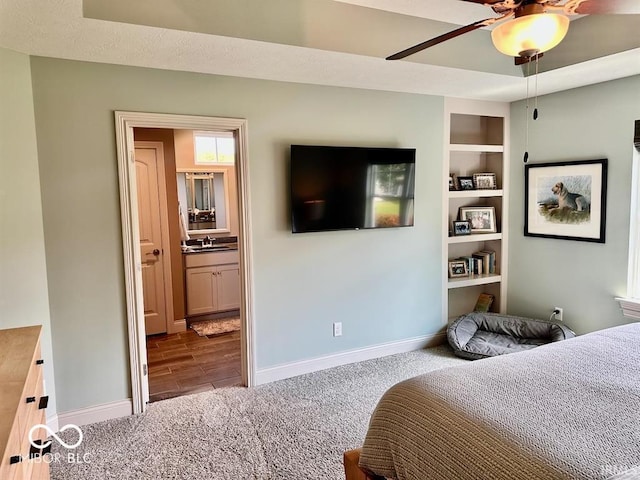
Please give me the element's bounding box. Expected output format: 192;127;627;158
443;99;510;323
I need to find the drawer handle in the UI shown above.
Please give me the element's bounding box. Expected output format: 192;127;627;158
10;455;22;464
29;440;52;459
39;395;49;409
26;396;36;403
36;359;44;365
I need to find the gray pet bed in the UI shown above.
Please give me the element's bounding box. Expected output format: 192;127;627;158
447;312;576;360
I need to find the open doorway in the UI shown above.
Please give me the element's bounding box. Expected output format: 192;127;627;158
115;112;255;414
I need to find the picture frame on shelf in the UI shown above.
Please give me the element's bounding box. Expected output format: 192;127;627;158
457;176;474;190
452;220;471;236
448;260;468;278
524;158;607;243
449;173;458;191
459;206;497;233
473;172;497;190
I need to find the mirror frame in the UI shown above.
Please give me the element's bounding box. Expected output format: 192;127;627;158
177;167;231;235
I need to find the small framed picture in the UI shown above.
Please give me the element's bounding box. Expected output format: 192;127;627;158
452;220;471;236
449;173;458;191
473;172;497;190
459;206;497;233
448;260;468;278
457;176;475;190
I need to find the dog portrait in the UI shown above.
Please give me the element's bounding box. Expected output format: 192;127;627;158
551;181;590;212
536;175;591;227
525;159;607;243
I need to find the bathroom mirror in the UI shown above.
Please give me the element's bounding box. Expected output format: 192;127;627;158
177;170;230;234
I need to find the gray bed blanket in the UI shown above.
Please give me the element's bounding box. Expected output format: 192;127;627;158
360;322;640;480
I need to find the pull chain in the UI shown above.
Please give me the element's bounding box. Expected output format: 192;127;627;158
533;54;539;121
524;59;530;163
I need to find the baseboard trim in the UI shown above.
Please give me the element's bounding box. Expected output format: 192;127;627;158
56;399;133;428
255;332;446;385
47;414;59;433
169;318;187;334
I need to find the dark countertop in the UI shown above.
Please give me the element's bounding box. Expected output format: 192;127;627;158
182;244;238;254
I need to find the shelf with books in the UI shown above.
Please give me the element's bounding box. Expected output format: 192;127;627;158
448;273;502;289
443;99;509;323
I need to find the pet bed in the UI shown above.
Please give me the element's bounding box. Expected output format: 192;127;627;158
447;312;575;360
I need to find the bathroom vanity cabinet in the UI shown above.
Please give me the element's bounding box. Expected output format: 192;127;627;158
185;250;240;316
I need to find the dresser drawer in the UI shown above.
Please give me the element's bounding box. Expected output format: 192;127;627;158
0;424;26;480
0;327;49;480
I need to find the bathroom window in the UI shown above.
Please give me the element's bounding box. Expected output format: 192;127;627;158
194;131;235;165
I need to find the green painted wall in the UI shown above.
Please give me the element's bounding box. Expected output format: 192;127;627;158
508;75;640;334
0;48;57;418
29;57;444;413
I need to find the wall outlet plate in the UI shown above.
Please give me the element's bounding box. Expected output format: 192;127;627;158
333;322;342;337
554;307;563;322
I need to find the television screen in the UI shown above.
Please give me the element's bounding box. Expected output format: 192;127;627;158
290;145;416;233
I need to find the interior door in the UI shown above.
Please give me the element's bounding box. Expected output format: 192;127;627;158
135;143;167;335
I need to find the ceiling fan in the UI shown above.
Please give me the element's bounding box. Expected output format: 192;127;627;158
387;0;640;63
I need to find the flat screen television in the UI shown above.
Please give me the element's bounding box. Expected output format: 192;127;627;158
290;145;416;233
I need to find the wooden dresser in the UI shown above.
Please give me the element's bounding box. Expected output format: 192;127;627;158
0;325;50;480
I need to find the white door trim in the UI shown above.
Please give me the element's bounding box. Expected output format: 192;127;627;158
114;111;255;414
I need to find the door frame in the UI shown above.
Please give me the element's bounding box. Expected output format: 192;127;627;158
115;111;255;414
134;141;175;336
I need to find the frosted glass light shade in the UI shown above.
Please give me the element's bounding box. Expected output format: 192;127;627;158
491;13;569;57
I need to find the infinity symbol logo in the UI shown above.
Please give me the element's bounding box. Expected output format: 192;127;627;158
29;424;83;449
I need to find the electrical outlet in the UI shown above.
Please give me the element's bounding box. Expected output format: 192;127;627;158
333;322;342;337
554;307;563;322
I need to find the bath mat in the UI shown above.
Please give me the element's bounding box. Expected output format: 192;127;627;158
191;317;240;336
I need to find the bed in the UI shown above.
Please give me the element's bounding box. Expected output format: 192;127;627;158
347;322;640;480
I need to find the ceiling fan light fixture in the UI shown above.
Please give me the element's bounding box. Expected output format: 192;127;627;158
491;13;569;57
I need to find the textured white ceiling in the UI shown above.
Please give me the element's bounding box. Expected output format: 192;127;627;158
0;0;638;102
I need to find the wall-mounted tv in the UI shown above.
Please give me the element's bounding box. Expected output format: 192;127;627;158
290;145;416;233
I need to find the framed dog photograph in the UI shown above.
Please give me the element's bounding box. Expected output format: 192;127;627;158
525;159;607;243
452;220;471;236
448;260;468;278
457;176;475;190
473;172;497;190
459;206;497;233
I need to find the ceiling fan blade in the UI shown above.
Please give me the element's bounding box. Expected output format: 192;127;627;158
386;19;493;60
574;0;640;14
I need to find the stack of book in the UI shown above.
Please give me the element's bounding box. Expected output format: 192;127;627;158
474;293;495;312
458;250;496;276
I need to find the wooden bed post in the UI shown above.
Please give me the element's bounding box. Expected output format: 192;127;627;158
344;448;378;480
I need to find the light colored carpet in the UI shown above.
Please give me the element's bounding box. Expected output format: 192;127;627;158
191;317;241;336
50;345;467;480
